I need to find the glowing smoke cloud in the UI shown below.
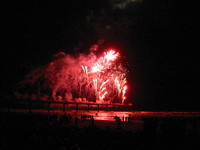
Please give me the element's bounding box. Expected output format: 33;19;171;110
20;49;127;103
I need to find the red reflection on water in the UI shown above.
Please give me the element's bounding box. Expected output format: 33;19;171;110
72;111;200;121
6;109;200;121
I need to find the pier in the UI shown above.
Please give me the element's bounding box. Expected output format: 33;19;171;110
25;100;132;112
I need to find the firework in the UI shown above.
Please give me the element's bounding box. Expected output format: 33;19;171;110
20;49;128;104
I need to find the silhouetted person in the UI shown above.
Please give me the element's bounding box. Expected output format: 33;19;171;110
131;116;134;122
68;114;72;123
91;116;94;127
122;116;125;121
74;115;78;128
125;116;128;122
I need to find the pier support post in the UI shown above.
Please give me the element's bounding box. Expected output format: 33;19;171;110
63;103;65;112
29;100;32;113
76;104;79;112
48;102;50;113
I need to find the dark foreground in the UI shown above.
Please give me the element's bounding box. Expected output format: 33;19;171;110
1;111;200;150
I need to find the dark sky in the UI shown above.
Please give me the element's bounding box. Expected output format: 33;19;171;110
1;0;200;111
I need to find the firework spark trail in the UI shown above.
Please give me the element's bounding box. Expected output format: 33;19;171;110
19;49;128;104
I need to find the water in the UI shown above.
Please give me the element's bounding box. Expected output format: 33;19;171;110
72;110;200;121
9;109;200;121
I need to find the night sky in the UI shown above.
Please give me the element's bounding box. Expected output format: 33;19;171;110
2;0;200;111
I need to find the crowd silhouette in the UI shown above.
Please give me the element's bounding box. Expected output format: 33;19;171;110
0;112;199;150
